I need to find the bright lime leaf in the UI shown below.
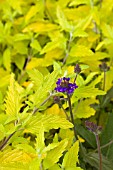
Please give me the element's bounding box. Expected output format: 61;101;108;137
13;42;28;55
49;164;61;170
13;55;25;70
84;72;99;85
25;4;41;23
30;39;42;52
43;139;68;169
3;48;11;72
35;126;45;154
69;0;90;6
0;149;34;163
70;44;94;57
0;124;5;141
74;99;97;118
56;6;73;32
23;21;59;33
0;162;28;170
32;70;59;107
73;29;88;38
62;140;83;169
15;144;36;154
24;114;73;134
4;74;22;118
72;85;106;101
26;57;54;69
27;69;43;90
14;33;30;41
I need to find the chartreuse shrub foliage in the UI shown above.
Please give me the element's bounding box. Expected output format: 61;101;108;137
0;0;113;169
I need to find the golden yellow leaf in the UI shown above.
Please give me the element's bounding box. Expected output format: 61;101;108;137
0;149;36;163
78;135;85;143
26;57;54;70
45;48;64;60
25;5;40;23
45;104;66;118
23;21;59;33
104;69;113;91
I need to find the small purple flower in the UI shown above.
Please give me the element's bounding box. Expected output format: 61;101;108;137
85;121;102;134
55;77;78;95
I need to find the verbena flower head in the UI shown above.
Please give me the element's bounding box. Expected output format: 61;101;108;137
55;77;78;95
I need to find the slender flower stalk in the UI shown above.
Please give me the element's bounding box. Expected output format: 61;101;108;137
74;64;81;83
67;93;78;140
60;103;70;120
53;96;69;120
95;134;102;170
85;121;102;170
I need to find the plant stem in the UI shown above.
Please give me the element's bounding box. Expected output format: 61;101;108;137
92;140;113;153
95;134;102;170
0;132;16;150
40;161;44;170
59;103;70;120
63;32;73;65
18;49;32;84
90;0;99;36
67;94;78;140
74;74;78;84
0;128;24;151
32;94;52;115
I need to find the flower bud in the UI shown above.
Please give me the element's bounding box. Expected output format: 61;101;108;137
99;62;110;72
85;120;102;135
74;64;81;74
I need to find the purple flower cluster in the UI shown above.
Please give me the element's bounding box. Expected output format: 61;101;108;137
55;77;78;94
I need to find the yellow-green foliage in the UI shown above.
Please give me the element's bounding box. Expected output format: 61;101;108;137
0;0;113;170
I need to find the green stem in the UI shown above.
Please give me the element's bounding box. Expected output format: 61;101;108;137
92;140;113;153
0;132;16;150
59;103;70;121
63;32;73;65
32;94;52;115
74;74;78;84
18;49;32;84
67;94;78;140
95;134;102;170
40;161;44;170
